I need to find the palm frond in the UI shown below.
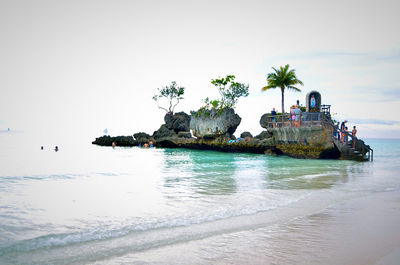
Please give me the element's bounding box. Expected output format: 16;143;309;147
287;85;302;92
262;85;276;91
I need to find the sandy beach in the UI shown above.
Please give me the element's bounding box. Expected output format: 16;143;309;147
108;189;400;265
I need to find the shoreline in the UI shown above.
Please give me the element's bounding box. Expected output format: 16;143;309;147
104;189;400;265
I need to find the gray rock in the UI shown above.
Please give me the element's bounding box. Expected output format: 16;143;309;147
133;132;151;143
255;130;273;139
240;131;253;138
177;131;192;138
165;112;191;133
190;108;241;139
271;127;334;148
153;124;177;139
260;113;272;129
92;135;135;146
133;132;150;139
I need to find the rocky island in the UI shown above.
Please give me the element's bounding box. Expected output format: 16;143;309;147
93;98;372;161
93;71;373;161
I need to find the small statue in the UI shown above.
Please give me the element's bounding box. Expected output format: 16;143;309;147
310;95;316;108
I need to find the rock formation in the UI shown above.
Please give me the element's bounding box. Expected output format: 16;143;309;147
133;132;152;144
165;112;191;133
240;131;253;138
153;124;176;139
257;116;340;159
190;108;241;139
259;113;271;129
153;112;192;140
92;109;371;160
254;131;272;139
92;135;135;146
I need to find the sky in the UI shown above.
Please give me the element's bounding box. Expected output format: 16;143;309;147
1;0;399;142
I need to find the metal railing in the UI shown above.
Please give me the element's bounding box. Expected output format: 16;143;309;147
333;125;374;161
264;111;373;161
264;112;328;128
321;104;331;115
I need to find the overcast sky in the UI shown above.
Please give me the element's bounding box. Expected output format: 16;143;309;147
1;0;399;141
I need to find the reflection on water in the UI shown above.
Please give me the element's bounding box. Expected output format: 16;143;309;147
262;158;364;190
161;148;372;195
188;150;237;195
161;149;237;195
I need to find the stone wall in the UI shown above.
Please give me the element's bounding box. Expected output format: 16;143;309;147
270;126;334;148
268;126;340;159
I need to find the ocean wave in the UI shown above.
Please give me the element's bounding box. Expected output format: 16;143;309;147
0;174;83;183
0;193;309;256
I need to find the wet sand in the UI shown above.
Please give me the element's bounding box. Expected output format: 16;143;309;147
292;190;400;265
105;190;400;265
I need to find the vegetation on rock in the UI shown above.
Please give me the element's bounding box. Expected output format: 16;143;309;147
152;81;185;114
195;75;249;117
262;64;303;114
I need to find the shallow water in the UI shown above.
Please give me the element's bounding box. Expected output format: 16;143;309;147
0;132;399;264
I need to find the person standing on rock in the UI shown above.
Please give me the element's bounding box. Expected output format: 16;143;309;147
335;122;340;140
352;126;357;148
340;120;347;142
294;105;301;127
271;108;277;128
343;126;349;144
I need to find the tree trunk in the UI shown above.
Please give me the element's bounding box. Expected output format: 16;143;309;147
281;87;285;114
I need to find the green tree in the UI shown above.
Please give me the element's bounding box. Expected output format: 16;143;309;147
152;81;185;114
262;64;303;113
210;75;249;109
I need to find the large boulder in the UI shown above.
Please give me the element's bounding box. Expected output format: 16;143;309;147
92;135;135;146
133;132;151;144
190;108;241;139
260;113;272;129
240;131;253;138
153;124;177;139
164;112;191;133
255;130;273;140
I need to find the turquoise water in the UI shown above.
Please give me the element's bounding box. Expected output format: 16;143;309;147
0;133;399;264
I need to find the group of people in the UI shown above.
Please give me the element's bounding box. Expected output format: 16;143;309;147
40;146;59;152
138;141;154;148
335;120;358;148
270;106;360;149
290;105;302;127
270;104;302;128
111;141;154;148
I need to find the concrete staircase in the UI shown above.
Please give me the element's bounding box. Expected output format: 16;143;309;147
333;138;372;161
331;125;373;161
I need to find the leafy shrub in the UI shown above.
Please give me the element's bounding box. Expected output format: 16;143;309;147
153;81;185;114
193;75;249;117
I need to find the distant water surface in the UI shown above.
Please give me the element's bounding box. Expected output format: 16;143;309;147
0;132;399;265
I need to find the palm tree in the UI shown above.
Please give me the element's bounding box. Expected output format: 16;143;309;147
262;64;304;114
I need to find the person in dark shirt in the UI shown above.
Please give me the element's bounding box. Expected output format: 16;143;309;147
271;108;277;128
340;120;347;141
334;122;340;140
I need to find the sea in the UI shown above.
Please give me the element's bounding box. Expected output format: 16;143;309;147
0;131;400;265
